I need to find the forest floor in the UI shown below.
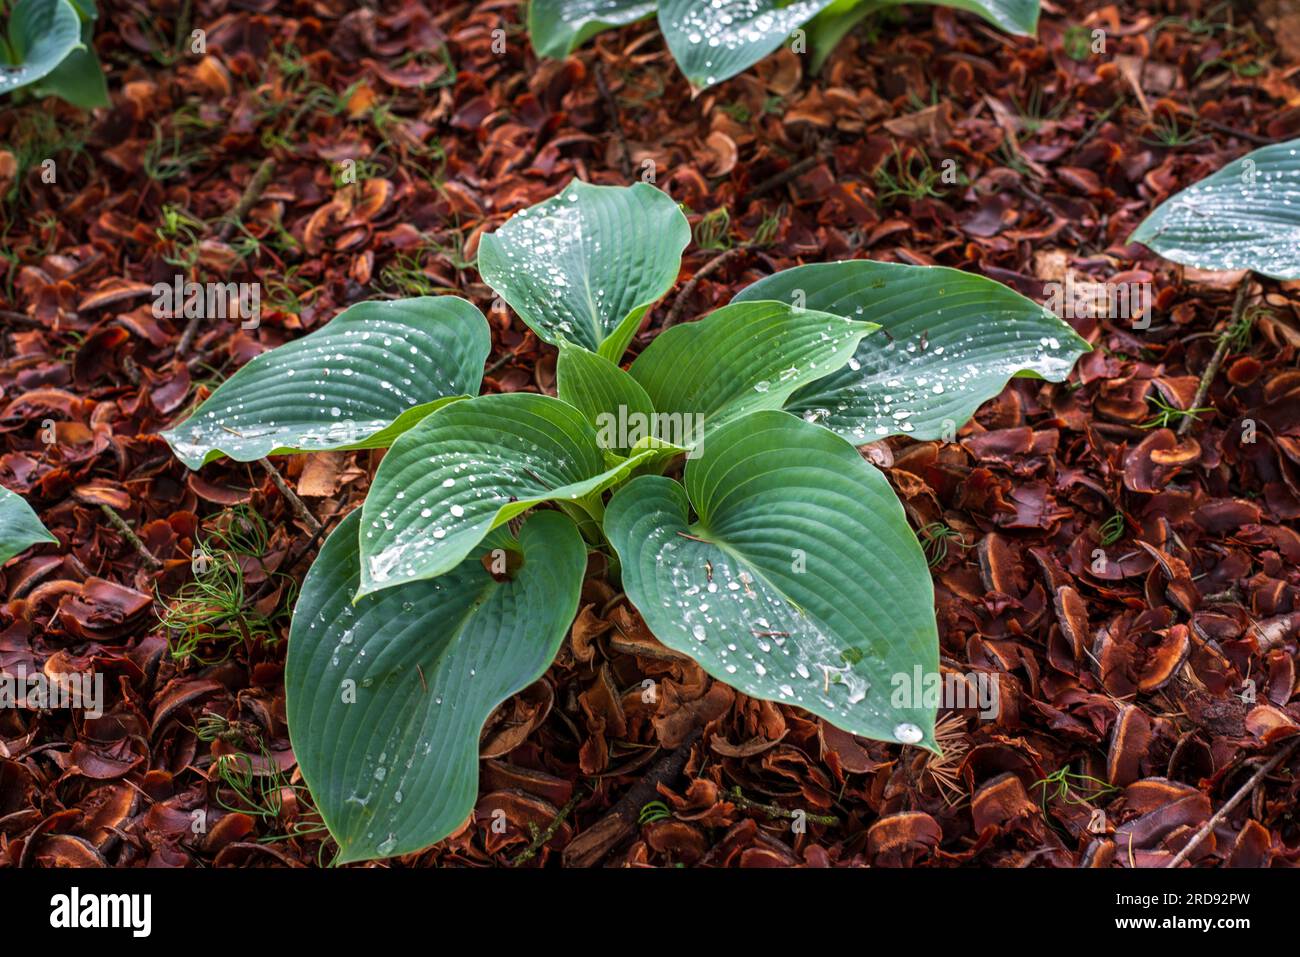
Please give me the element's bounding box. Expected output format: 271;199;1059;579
2;0;1300;868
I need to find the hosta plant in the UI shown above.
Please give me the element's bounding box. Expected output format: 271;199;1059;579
162;180;1088;863
1130;136;1300;280
0;0;108;109
528;0;1040;90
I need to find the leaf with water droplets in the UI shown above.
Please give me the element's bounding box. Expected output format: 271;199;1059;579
1130;137;1300;279
0;0;83;97
628;300;875;444
358;392;650;597
658;0;836;91
286;508;585;863
733;261;1089;443
477;180;690;361
606;410;939;748
528;0;657;58
162;297;490;470
0;485;57;565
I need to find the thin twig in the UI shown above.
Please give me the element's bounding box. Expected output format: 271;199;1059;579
1196;118;1275;147
510;792;582;867
0;309;49;328
258;458;322;535
98;503;163;570
217;157;277;243
1178;277;1251;437
593;62;633;181
728;786;838;825
657;245;749;332
741;154;820;202
1166;737;1300;867
484;348;519;377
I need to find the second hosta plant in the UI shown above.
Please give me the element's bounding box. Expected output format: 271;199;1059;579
162;180;1087;862
529;0;1040;90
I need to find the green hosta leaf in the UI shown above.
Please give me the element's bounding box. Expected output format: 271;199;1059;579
1130;138;1300;280
658;0;836;90
0;0;82;97
33;0;106;108
478;180;690;361
628;300;875;443
162;297;490;470
287;508;585;863
528;0;657;58
35;43;107;107
606;411;938;747
733;261;1089;443
0;485;57;564
807;0;1037;71
358;392;646;597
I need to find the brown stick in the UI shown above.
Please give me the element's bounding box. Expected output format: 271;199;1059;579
741;154;819;202
1166;737;1300;867
510;792;582;867
1178;277;1251;437
561;727;701;867
217;157;277;242
99;504;163;571
258;458;322;535
658;245;749;332
593;62;633;181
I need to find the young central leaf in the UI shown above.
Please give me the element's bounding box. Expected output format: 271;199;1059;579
733;261;1089;442
286;509;586;863
1129;137;1300;280
357;392;642;597
162;297;490;470
476;180;690;360
628;299;876;441
605;410;939;748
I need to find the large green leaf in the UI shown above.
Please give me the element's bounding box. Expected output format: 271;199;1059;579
358;392;645;597
1130;138;1300;280
657;0;836;90
162;297;490;470
0;485;57;564
477;180;690;361
733;261;1089;443
628;300;875;442
606;411;938;747
287;508;585;864
0;0;82;97
528;0;657;58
